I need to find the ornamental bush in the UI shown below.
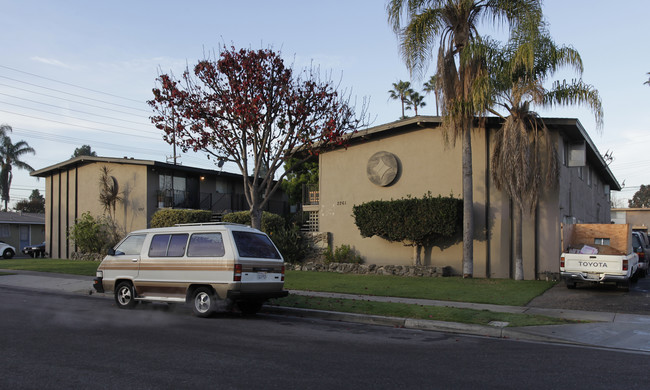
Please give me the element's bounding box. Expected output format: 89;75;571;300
222;210;285;235
352;193;462;249
149;209;212;228
68;212;124;255
271;225;308;264
324;244;363;264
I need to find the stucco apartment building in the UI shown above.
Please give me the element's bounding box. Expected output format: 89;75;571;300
31;156;287;259
306;116;620;280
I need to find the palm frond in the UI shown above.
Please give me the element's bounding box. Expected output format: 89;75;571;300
543;79;604;130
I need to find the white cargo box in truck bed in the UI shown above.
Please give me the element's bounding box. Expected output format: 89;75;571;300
560;224;638;290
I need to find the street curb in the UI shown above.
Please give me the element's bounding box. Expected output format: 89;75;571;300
262;305;578;345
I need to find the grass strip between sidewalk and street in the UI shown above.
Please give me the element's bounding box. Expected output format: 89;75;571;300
268;295;581;327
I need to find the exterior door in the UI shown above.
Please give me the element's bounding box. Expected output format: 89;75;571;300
19;225;30;252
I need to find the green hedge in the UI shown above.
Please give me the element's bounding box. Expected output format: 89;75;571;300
150;209;212;228
352;193;462;247
221;210;285;234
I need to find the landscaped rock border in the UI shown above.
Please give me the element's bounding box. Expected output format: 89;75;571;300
289;261;453;277
70;252;104;261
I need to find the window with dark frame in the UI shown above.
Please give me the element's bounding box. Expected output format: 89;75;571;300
148;234;188;257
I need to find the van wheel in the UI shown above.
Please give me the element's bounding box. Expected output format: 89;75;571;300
237;301;263;316
115;282;137;309
192;287;215;318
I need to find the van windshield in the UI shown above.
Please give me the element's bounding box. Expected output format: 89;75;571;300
114;234;146;256
231;231;281;259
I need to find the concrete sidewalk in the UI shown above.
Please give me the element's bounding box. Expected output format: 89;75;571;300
1;269;649;353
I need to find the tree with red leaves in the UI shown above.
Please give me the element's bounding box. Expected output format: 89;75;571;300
149;47;367;229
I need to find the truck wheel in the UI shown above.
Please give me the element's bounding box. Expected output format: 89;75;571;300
115;282;137;309
192;287;216;318
237;301;263;316
566;281;576;289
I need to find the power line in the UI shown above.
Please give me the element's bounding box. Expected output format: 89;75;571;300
0;82;148;118
10;126;222;170
0;93;150;126
0;75;149;113
0;109;160;140
12;127;165;155
0;64;147;105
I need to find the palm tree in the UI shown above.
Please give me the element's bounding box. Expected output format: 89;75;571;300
388;80;413;118
0;136;35;211
99;166;121;219
406;91;427;115
387;0;542;278
422;74;440;115
0;124;12;138
488;21;603;280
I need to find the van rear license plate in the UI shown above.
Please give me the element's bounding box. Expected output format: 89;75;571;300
257;272;267;280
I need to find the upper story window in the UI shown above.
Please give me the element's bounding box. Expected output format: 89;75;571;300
159;174;186;193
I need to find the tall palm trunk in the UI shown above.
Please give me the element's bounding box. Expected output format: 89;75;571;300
461;118;473;277
514;204;524;280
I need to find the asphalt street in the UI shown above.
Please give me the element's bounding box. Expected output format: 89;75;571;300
0;286;647;390
1;269;650;353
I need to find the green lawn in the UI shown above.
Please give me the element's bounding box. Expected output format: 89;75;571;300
284;270;556;306
0;258;100;276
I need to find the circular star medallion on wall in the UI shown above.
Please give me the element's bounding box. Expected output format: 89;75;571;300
366;151;399;187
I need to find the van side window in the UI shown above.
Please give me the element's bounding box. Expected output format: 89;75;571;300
149;234;189;257
232;231;281;259
187;233;225;257
114;234;146;256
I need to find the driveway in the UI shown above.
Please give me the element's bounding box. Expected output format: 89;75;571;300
527;275;650;315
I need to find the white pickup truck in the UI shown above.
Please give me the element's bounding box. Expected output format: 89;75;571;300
560;224;639;291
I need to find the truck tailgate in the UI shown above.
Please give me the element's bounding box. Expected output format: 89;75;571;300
562;254;625;274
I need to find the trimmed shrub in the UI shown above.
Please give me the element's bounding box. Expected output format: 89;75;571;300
324;244;363;264
222;210;285;234
352;193;462;248
150;209;212;228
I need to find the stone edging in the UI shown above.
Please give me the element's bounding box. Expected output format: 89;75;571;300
288;262;453;277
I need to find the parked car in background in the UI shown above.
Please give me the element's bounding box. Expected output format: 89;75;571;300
22;242;46;258
632;231;649;277
0;241;15;259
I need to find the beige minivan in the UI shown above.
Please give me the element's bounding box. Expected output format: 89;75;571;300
93;223;288;317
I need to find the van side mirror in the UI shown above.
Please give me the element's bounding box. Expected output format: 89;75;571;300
107;248;115;256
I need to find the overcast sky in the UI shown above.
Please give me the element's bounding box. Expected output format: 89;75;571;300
1;0;648;207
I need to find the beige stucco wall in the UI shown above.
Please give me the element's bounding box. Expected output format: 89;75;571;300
319;123;614;280
320;127;491;275
46;162;150;258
